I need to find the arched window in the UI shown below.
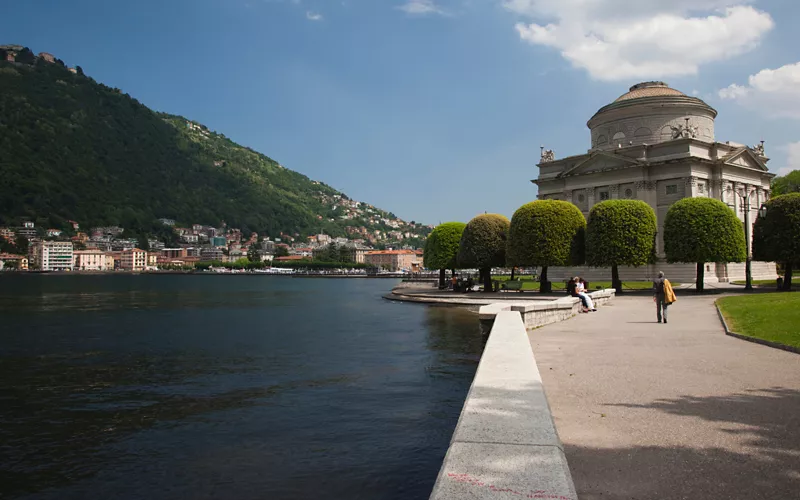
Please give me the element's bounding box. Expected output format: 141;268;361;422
612;132;626;141
595;134;607;146
634;127;651;137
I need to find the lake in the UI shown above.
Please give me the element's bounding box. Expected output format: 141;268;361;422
0;275;484;500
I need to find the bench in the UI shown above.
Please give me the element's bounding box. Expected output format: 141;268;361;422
502;279;524;292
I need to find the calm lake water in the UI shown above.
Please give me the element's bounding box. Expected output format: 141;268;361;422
0;275;484;500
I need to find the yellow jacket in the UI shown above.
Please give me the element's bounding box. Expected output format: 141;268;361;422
664;279;677;304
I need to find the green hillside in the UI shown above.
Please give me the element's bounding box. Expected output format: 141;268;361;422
0;54;423;241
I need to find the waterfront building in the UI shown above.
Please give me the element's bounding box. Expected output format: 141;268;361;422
119;248;147;271
105;253;115;270
147;253;158;268
534;81;775;284
73;249;107;271
0;253;28;270
365;249;418;272
162;248;188;259
200;247;224;261
30;241;74;271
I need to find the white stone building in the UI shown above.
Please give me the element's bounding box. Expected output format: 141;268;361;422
535;82;776;284
30;241;74;271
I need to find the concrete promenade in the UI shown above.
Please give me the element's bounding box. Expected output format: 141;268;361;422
530;295;800;500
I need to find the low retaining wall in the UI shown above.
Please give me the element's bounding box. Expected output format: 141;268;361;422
479;289;616;329
429;311;577;500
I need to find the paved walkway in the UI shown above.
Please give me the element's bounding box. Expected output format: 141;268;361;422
529;295;800;500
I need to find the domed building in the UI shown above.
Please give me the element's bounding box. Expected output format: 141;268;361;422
535;81;775;284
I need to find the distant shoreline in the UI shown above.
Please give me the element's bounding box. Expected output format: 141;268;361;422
1;270;429;279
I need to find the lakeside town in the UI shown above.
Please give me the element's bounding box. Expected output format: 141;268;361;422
0;218;428;273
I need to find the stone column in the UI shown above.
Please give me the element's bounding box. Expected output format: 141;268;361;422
684;176;697;197
586;188;596;209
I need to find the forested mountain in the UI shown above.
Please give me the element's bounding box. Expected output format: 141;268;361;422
0;50;426;241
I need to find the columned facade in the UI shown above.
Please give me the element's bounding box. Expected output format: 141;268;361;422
534;82;776;284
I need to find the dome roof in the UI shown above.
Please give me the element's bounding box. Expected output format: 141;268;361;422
614;81;685;102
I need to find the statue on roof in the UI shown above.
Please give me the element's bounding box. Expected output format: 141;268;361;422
540;146;555;163
670;117;698;139
752;140;765;156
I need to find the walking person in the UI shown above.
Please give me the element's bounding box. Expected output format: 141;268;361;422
653;271;676;323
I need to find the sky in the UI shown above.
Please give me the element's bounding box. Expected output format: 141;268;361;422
3;0;799;225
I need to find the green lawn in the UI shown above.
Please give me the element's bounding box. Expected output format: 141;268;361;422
717;294;800;349
491;275;676;291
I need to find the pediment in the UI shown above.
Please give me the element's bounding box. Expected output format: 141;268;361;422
561;152;643;177
720;147;768;171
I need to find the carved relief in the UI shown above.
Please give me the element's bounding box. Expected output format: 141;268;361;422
609;184;619;193
540;146;555;163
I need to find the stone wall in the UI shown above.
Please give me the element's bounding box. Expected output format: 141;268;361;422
479;289;616;330
429;311;577;500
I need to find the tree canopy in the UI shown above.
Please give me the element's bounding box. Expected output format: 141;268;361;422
507;200;585;268
586;200;656;292
458;214;509;291
664;197;746;291
753;193;800;289
771;170;800;197
457;214;509;269
424;222;466;271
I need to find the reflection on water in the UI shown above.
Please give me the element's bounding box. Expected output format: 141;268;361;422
0;275;484;500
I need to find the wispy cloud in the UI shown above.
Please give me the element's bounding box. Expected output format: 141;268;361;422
397;0;447;16
306;10;323;20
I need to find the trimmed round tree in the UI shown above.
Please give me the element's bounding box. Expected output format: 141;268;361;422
586;200;657;294
664;197;746;292
423;221;466;288
753;192;800;290
457;214;510;292
507;200;586;293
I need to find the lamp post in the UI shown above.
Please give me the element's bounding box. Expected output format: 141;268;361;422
730;187;758;290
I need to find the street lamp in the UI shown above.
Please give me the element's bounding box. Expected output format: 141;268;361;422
730;187;759;290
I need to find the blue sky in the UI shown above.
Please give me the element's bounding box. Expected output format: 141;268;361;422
3;0;798;225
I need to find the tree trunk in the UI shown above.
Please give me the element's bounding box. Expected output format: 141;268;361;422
783;262;793;290
510;267;515;280
696;262;705;293
539;266;551;293
482;267;493;293
611;264;622;294
438;268;445;289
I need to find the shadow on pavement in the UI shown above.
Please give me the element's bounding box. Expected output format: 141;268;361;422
569;387;800;500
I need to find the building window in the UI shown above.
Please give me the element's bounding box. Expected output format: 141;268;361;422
698;183;705;194
625;188;633;198
578;194;585;203
666;184;678;195
599;191;610;201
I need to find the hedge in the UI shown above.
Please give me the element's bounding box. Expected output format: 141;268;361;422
507;200;585;268
664;197;746;291
753;192;800;289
